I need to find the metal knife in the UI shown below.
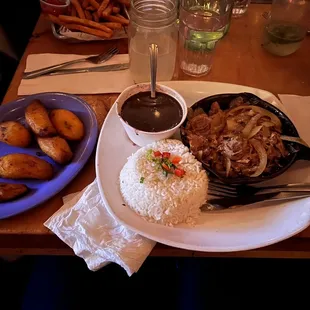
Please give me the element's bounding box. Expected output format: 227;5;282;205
23;63;129;79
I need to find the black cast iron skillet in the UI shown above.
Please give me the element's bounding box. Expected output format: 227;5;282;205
180;92;310;185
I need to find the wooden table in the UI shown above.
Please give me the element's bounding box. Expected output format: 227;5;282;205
1;4;310;258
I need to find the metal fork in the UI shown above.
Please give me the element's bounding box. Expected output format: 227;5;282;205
203;191;310;211
203;180;310;211
208;180;310;198
23;47;119;79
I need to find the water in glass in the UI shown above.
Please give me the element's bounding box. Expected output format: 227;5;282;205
178;0;233;77
130;33;177;83
262;22;306;56
129;0;178;83
261;0;308;56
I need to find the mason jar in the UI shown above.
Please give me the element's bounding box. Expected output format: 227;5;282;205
128;0;178;83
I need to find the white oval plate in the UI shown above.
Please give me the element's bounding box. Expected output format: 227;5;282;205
95;81;310;252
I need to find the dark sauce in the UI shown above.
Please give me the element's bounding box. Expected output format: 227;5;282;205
120;91;183;132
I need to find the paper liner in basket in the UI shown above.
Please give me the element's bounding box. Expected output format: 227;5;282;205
57;25;128;41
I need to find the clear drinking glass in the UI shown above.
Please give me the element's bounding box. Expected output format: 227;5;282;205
178;0;233;77
128;0;178;83
261;0;309;56
232;0;251;18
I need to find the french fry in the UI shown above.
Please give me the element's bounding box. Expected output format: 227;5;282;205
49;14;112;38
65;23;113;38
88;0;100;9
116;13;127;19
71;6;77;16
86;5;96;11
50;0;130;38
92;12;100;22
71;0;86;19
98;0;109;17
102;22;122;29
112;5;120;14
102;2;113;17
82;0;89;8
105;14;129;25
116;0;130;7
48;14;66;27
58;15;113;33
116;13;130;24
85;10;93;20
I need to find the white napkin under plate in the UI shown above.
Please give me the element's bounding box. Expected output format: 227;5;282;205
18;53;134;96
278;95;310;146
44;179;156;276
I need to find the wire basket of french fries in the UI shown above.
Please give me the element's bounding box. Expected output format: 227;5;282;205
48;0;130;42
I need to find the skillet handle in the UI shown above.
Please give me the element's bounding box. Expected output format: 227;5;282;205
296;145;310;161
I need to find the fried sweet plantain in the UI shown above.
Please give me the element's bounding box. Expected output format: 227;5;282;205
0;121;31;147
50;109;84;141
37;136;73;164
0;153;53;180
25;100;57;137
0;183;28;202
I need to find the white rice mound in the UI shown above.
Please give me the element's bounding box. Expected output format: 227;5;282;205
119;139;208;226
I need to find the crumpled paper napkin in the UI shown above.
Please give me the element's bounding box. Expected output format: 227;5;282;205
44;179;156;276
57;25;127;41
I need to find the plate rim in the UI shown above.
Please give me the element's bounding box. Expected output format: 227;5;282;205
95;81;310;252
0;92;98;219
